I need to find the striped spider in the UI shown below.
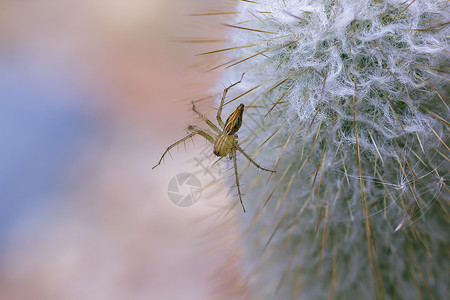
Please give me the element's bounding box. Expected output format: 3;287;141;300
153;75;275;211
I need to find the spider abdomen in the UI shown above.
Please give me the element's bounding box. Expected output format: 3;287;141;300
213;134;235;157
224;104;244;135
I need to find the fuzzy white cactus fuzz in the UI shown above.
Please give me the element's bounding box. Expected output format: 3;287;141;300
196;0;450;299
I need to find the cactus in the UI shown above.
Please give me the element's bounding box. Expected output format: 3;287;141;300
196;0;449;299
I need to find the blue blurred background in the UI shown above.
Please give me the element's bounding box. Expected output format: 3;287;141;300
0;1;245;299
0;52;97;245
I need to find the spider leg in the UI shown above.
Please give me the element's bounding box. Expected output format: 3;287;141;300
235;144;276;173
232;149;246;212
191;101;222;134
187;125;216;141
211;155;225;167
152;130;216;169
217;73;245;128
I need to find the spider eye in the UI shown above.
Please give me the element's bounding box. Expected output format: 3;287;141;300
224;104;244;135
213;150;221;156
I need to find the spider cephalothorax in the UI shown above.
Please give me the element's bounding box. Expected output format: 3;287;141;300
153;76;275;211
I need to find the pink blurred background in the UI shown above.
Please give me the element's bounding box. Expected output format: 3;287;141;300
0;1;249;299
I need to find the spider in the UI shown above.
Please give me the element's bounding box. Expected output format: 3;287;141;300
152;75;275;212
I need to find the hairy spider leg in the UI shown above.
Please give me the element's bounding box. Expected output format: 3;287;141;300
232;148;246;212
217;73;245;128
235;144;276;173
191;102;221;134
152;129;216;169
187;125;216;138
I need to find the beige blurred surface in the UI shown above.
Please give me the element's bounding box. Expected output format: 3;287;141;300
0;1;249;299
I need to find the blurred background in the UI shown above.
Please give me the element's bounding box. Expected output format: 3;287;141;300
0;1;248;299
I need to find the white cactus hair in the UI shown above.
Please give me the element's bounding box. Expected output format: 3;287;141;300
192;0;449;299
